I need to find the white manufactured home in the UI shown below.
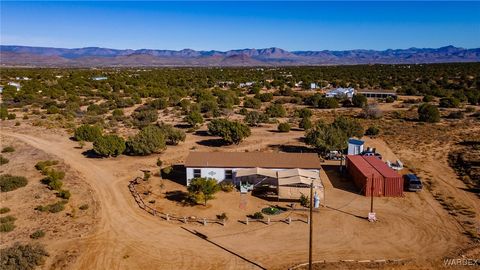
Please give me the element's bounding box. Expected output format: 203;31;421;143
184;152;324;201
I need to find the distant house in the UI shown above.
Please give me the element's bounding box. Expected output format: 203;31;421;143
7;82;21;91
325;87;355;98
310;83;318;90
239;82;254;88
15;77;30;81
357;90;397;99
0;86;3;94
184;152;324;201
92;76;108;81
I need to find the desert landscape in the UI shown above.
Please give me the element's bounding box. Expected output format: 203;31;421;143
1;63;479;269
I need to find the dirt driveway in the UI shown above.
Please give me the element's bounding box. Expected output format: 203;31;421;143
0;127;472;270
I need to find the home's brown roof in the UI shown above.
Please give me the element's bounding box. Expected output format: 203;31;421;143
185;152;321;169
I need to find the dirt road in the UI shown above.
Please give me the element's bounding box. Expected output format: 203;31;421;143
1;127;472;270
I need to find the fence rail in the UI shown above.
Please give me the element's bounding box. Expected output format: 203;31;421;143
129;177;309;226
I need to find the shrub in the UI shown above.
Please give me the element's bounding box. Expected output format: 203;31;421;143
299;117;312;130
156;122;186;145
1;146;15;153
0;243;49;269
385;96;395;103
35;201;65;213
7;113;16;120
277;122;291;132
46;105;60;114
57;189;71;200
244;111;269;127
184;111;204;127
365;126;380;136
156;158;163;167
266;103;286;117
93;134;126;157
252;212;264;220
256;92;274;102
295;108;313;118
125;126;166;156
418;103;440;123
207;119;251;145
0;155;9;166
300;194;309;207
0;215;16;224
243;97;262;109
439;97;460;108
446;111;464;119
0;207;10;214
316;97;339;109
131;107;159;128
74;124;102;142
187;177;220;206
79;204;89;210
0;222;15;232
35;160;59;172
0;174;28;192
423;95;434;102
219;182;235;192
361;104;383;119
30;230;46;239
352;94;368;108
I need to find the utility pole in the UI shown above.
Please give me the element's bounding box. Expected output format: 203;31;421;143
309;181;313;270
368;173;376;222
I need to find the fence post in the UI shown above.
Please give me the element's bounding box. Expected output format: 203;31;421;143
288;217;291;225
307;217;310;224
203;218;207;226
183;217;187;224
222;219;226;226
267;217;270;225
153;209;156;216
166;214;170;221
246;217;249;225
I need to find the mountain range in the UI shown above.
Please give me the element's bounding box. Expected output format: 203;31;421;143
1;45;479;67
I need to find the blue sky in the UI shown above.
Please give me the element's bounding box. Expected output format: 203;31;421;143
1;1;479;51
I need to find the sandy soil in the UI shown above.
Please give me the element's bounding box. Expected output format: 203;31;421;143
1;118;476;270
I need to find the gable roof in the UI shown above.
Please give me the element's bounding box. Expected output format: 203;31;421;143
185;152;321;169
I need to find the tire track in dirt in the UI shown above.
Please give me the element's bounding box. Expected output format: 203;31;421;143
1;131;252;270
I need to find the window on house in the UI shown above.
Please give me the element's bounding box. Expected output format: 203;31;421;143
193;169;201;178
225;170;233;180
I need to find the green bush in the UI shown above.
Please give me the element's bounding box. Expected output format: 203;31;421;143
0;222;15;232
0;207;10;214
187;177;220;206
244;111;269;127
385;96;395;103
266;103;286;117
46;105;60;114
131;107;159;128
277;122;291;132
0;174;28;192
0;155;9;166
74;124;102;142
79;204;89;210
93;134;126;157
299;117;312;130
295;108;313;118
35;160;59;172
30;230;46;239
423;95;434;102
243;97;262;109
300;194;309;207
125;126;166;156
0;243;49;269
57;189;71;200
446;111;464;119
35;201;65;213
157;122;186;145
352;94;368;108
219;182;235;192
207;119;251;145
439;97;460;108
1;146;15;153
184;111;204;127
418;103;440;123
216;212;228;221
0;215;16;224
365;126;380;136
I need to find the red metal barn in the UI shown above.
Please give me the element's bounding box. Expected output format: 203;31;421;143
363;156;404;197
346;155;384;197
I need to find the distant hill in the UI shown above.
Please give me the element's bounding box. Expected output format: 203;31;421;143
1;45;479;67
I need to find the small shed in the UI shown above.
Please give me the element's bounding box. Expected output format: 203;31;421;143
348;138;365;155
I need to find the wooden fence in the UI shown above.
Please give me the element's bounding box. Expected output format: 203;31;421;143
129;177;309;226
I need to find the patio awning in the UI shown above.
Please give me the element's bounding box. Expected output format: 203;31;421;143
277;169;319;180
235;168;277;178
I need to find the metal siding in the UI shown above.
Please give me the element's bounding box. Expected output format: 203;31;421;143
363;156;404;197
346;156;385;197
